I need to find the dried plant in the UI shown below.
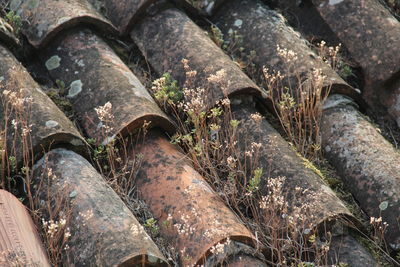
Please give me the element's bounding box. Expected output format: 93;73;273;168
262;43;338;161
0;78;72;266
150;60;335;265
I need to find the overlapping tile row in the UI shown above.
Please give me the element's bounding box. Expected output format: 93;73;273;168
322;95;400;250
212;0;359;101
310;0;400;127
0;42;86;166
0;35;168;265
39;28;262;266
130;8;262;112
211;0;400;251
4;0;399;265
87;0;157;35
10;0;117;48
0;190;50;266
41;29;174;145
126;3;377;263
33;148;168;266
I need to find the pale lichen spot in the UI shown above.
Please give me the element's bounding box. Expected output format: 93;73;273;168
67;80;83;98
101;134;116;146
76;59;85;67
148;254;159;263
10;0;23;11
70;138;84;146
45;55;61;70
45;120;59;128
329;0;343;5
323;94;355;110
379;200;388;211
122;71;153;100
57;17;69;25
0;76;4;82
234;19;243;28
205;1;214;15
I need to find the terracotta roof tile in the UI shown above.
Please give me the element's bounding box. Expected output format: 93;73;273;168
1;0;400;265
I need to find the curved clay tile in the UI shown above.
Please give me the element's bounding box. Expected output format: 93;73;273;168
310;0;400;125
87;0;157;34
327;234;377;266
130;8;262;112
0;190;50;266
322;94;400;250
131;130;258;266
32;148;168;266
41;28;260;266
40;29;174;145
230;99;358;234
129;6;359;234
311;0;400;86
212;0;360;102
212;0;398;254
10;0;117;48
0;44;87;164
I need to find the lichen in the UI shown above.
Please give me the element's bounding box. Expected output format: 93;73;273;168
45;55;61;70
67;80;83;98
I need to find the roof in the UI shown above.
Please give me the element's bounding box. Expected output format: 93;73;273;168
0;0;399;266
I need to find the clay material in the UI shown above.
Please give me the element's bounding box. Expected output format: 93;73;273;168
321;94;400;250
41;29;174;145
32;148;168;266
0;44;87;165
131;129;257;267
131;8;261;111
0;189;50;266
10;0;117;48
212;0;359;101
87;0;157;34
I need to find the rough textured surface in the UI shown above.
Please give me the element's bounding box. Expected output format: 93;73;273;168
41;29;174;145
132;129;256;267
0;44;87;165
231;99;357;233
10;0;117;48
265;0;343;46
131;8;262;111
33;148;167;266
311;0;400;86
321;94;400;250
311;0;400;124
0;190;50;266
328;235;378;266
213;0;359;101
88;0;157;34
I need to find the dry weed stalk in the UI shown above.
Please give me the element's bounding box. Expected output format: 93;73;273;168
0;79;72;266
263;42;341;160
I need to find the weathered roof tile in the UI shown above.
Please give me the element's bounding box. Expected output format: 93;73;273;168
10;0;117;48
